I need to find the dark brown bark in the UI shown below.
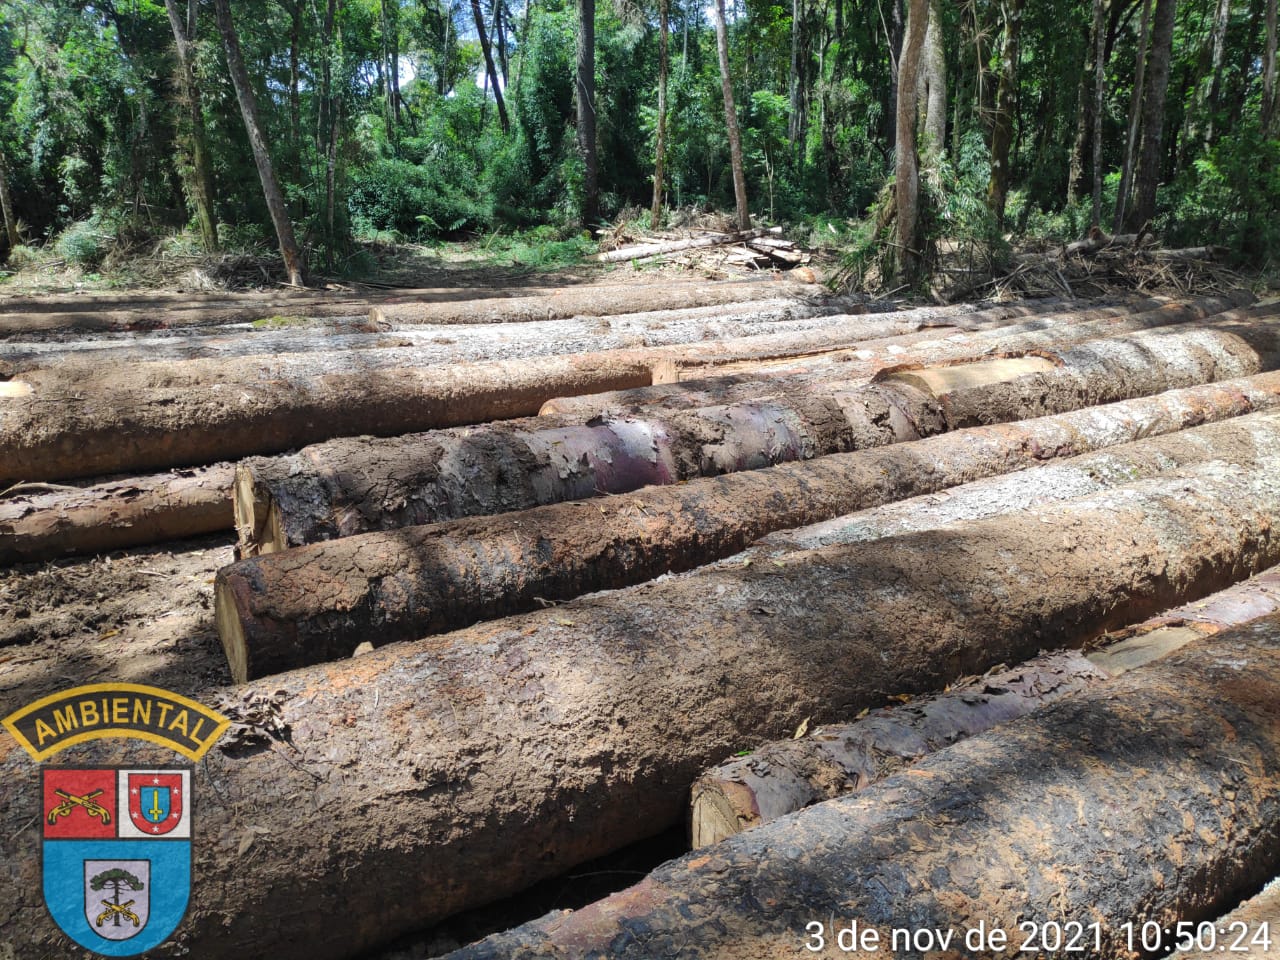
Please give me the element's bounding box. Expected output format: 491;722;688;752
368;278;822;323
216;381;1280;681
471;0;509;132
895;0;929;274
8;459;1280;959
0;465;234;564
1116;0;1153;231
448;610;1280;960
576;0;598;222
650;0;669;226
212;0;305;285
1125;0;1176;232
713;0;751;231
987;0;1024;230
163;0;219;252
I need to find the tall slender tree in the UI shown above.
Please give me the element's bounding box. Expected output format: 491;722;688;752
1125;0;1176;232
987;0;1024;230
1264;0;1278;136
895;0;930;277
713;0;750;230
212;0;305;285
918;0;946;160
651;0;669;226
1090;0;1108;227
162;0;218;252
576;0;599;223
0;157;19;251
471;0;510;132
1115;0;1153;230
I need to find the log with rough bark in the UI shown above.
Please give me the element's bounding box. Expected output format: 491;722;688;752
445;611;1280;960
544;293;1255;414
215;391;1280;680
368;279;825;325
6;460;1280;959
0;465;234;565
233;315;1280;558
689;563;1280;848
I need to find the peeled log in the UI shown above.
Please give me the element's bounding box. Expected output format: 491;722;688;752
447;612;1280;960
0;465;234;565
8;461;1280;959
1175;877;1280;959
544;293;1255;415
215;390;1280;680
690;564;1280;848
235;316;1280;557
368;279;827;324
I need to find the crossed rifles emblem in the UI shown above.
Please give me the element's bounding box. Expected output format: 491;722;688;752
47;788;112;826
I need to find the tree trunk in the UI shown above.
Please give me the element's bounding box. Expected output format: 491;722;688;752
229;310;1278;558
1091;0;1108;227
368;278;822;323
893;0;929;279
789;0;803;145
163;0;219;253
9;461;1280;959
1204;0;1231;144
1115;0;1153;230
1125;0;1176;232
713;0;751;231
887;0;905;150
650;0;669;226
576;0;598;223
211;0;305;286
0;157;20;252
543;294;1255;416
217;384;1280;681
471;0;509;132
917;0;947;160
987;0;1024;231
1265;0;1278;136
0;465;234;565
448;608;1280;960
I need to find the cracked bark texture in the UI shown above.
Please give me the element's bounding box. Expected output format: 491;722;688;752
216;391;1280;680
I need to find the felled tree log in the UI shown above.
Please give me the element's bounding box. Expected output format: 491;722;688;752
231;381;940;557
368;279;825;325
233;315;1280;558
215;392;1280;680
595;229;767;263
7;462;1280;959
1174;876;1280;959
690;564;1280;848
543;293;1255;415
0;465;234;565
445;612;1280;960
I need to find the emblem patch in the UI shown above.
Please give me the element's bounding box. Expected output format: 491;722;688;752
42;767;192;956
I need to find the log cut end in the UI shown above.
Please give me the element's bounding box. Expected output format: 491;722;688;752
689;779;759;849
214;573;253;685
233;464;286;558
877;354;1058;397
0;379;33;398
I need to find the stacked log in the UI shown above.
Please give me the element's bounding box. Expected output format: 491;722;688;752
216;390;1280;680
689;565;1280;847
445;612;1280;960
6;459;1280;958
233;315;1280;558
544;292;1258;414
0;465;234;564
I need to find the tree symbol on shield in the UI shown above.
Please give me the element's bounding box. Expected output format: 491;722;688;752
90;867;145;930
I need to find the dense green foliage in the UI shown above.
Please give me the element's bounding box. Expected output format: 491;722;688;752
0;0;1277;275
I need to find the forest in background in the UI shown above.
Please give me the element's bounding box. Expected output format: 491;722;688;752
0;0;1277;288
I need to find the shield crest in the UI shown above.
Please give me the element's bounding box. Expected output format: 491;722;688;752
43;767;191;956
